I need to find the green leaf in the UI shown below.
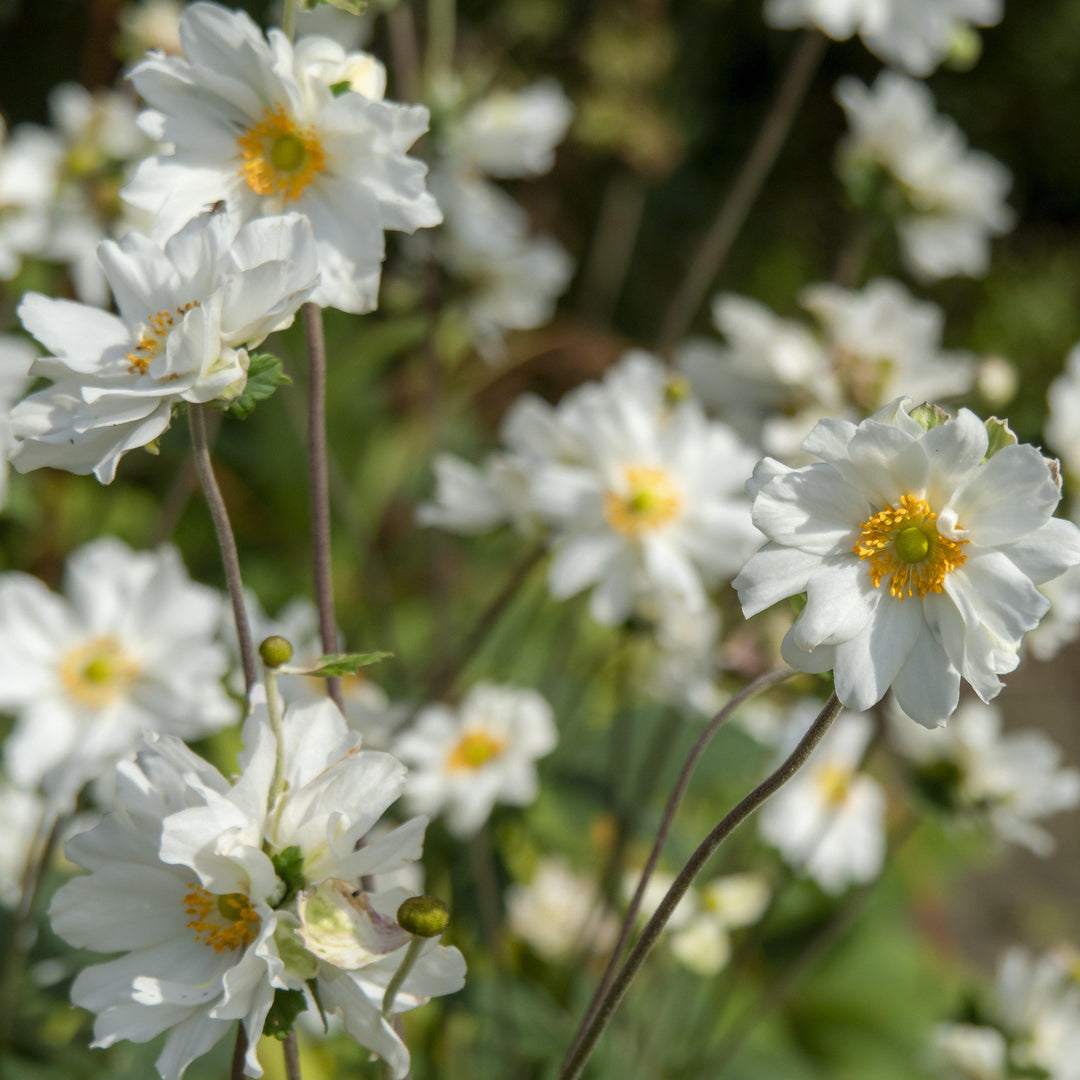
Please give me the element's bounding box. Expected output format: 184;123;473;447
263;988;307;1040
302;0;369;13
983;416;1019;460
226;353;292;420
329;80;353;97
271;845;306;901
283;651;392;678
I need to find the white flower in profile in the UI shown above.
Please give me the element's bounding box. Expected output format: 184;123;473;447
50;698;465;1080
733;399;1080;726
10;207;318;482
931;1023;1007;1080
395;683;557;837
760;710;885;894
507;857;617;964
1046;343;1080;482
0;783;46;906
836;73;1014;281
0;335;36;506
764;0;1003;76
891;699;1080;854
0;537;235;805
124;1;440;314
533;351;760;625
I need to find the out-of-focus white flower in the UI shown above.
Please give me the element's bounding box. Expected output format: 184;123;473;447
734;399;1080;726
1025;562;1080;662
395;683;557;837
11;208;318;483
976;356;1018;408
931;1023;1007;1080
118;0;185;58
507;857;617;963
760;710;885;894
679;281;980;463
0;117;63;282
125;2;439;314
643;603;724;717
0;538;235;806
534;352;759;625
0;783;46;906
764;0;1003;77
1046;344;1080;482
836;73;1014;281
50;698;465;1080
0;335;36;507
891;699;1080;854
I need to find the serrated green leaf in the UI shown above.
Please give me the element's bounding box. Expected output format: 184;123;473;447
263;988;306;1040
271;845;305;901
226;353;292;420
299;651;392;677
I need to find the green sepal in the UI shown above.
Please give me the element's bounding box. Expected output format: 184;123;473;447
301;0;369;13
909;402;949;431
271;845;306;902
263;988;307;1040
282;651;392;678
789;593;808;616
329;80;352;97
226;353;292;420
983;416;1018;460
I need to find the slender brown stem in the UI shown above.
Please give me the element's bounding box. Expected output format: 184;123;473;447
387;4;422;102
469;824;505;967
566;668;794;1063
558;691;843;1080
189;405;257;695
230;1025;248;1080
302;302;345;712
283;1030;303;1080
657;30;827;351
578;171;649;322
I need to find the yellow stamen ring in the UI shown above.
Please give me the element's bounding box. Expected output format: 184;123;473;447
447;731;505;772
126;301;200;375
237;104;326;201
604;466;682;537
183;885;260;953
854;494;967;600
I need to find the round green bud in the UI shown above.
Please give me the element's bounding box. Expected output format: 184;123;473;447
895;526;930;564
270;133;306;173
260;635;293;668
397;895;450;938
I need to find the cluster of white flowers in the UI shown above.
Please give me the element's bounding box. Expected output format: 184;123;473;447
835;73;1014;282
421;350;760;627
427;79;575;360
765;0;1004;76
50;698;465;1080
678;278;982;462
933;946;1080;1080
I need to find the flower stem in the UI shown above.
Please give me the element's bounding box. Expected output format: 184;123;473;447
283;1031;303;1080
230;1025;247;1080
566;667;795;1064
558;690;843;1080
189;404;257;696
281;0;298;41
656;30;827;350
302;302;345;713
382;937;426;1020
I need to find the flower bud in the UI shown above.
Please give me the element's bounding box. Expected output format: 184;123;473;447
397;895;450;938
260;635;293;668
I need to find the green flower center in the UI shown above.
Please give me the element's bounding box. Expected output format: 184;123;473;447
894;525;930;564
270;133;307;173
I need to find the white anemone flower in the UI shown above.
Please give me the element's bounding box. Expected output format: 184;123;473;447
0;783;47;906
532;351;759;625
50;697;465;1080
733;399;1080;727
118;0;185;58
124;1;440;314
507;857;617;964
0;335;36;507
931;1023;1008;1080
0;116;63;282
836;73;1014;282
1046;343;1080;482
395;683;557;837
764;0;1003;77
1024;562;1080;662
10;207;318;482
890;699;1080;854
0;537;235;805
667;873;771;976
759;710;885;894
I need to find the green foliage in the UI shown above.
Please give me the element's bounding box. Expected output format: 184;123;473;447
225;353;292;420
263;989;307;1040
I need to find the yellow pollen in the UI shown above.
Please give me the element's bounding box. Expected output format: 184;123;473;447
183;885;260;953
447;731;505;771
817;764;853;807
58;637;139;708
126;301;200;375
604;466;682;537
237;104;326;201
853;494;967;600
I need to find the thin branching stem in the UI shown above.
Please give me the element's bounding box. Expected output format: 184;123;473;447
657;30;827;350
283;1031;303;1080
230;1025;248;1080
566;667;794;1063
189;405;257;695
559;691;843;1080
302;302;345;712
